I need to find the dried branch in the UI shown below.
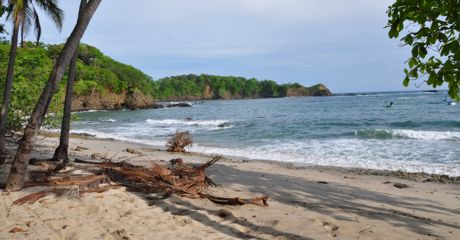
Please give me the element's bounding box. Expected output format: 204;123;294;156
166;131;193;152
14;155;268;207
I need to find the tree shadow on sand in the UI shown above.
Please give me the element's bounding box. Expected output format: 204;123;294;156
125;161;459;239
199;164;460;238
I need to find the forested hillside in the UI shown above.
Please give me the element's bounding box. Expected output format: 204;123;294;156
156;75;331;100
0;41;331;118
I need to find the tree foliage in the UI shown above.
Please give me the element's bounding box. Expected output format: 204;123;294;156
0;41;61;130
0;41;155;131
155;74;323;100
387;0;460;100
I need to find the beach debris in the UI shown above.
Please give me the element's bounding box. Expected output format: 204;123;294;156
317;181;328;184
203;194;269;206
126;148;142;155
14;155;268;207
110;229;129;240
166;131;193;152
74;146;89;151
13;175;115;205
91;153;104;159
170;158;184;167
393;183;410;189
9;227;27;233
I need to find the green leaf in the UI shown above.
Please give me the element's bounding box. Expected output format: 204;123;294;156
428;35;437;45
408;58;417;68
419;46;428;58
405;35;414;45
438;33;448;42
396;22;404;32
427;74;436;85
411;46;418;58
403;76;410;87
389;28;398;38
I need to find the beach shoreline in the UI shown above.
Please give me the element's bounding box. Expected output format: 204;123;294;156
37;131;460;183
1;134;459;239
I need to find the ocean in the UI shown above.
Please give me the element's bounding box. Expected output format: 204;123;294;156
70;91;460;176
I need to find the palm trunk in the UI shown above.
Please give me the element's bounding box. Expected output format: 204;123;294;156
5;0;102;191
0;17;20;163
53;0;88;164
52;50;77;163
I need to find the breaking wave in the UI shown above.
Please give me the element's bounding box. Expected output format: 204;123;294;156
355;129;460;141
146;119;231;128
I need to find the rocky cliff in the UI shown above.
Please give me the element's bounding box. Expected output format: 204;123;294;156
72;91;158;111
285;84;332;97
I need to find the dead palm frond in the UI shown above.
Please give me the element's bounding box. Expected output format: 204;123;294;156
14;155;269;207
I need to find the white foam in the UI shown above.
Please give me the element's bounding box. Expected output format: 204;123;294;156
190;139;460;176
58;126;460;176
69;129;165;146
146;119;230;127
74;109;109;113
392;129;460;141
356;129;460;141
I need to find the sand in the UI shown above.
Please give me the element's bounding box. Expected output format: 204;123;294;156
1;136;459;240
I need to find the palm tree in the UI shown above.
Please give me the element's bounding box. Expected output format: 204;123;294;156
19;0;63;46
53;0;87;164
6;0;102;191
0;0;63;160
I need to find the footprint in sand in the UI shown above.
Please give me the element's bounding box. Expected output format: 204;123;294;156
314;219;339;237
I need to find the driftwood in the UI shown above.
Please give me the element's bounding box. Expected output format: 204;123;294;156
14;156;269;207
166;131;193;152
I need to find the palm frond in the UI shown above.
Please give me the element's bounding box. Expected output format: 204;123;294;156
32;4;41;43
20;2;33;43
33;0;63;31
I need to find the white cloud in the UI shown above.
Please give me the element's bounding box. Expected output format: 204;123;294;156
31;0;416;92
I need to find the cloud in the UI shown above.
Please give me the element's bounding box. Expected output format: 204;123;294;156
29;0;425;93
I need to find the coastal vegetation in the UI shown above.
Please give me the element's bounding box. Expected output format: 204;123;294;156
156;75;331;100
0;0;63;158
4;0;102;191
387;0;460;100
0;42;331;115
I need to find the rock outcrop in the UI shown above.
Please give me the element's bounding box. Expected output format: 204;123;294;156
72;91;160;111
285;84;332;97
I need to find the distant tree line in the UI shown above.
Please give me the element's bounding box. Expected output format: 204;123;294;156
155;74;325;100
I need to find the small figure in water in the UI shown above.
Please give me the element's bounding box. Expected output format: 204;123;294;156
386;101;394;108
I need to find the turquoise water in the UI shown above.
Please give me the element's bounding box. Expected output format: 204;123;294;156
71;91;460;176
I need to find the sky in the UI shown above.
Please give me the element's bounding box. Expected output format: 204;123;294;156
13;0;441;93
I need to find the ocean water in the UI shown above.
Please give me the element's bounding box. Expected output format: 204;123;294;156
70;91;460;176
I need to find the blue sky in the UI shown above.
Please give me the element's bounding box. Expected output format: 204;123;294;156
19;0;441;93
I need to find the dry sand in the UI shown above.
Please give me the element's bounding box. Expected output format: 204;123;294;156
1;136;459;240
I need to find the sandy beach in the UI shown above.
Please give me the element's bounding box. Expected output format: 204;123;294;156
1;135;459;240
